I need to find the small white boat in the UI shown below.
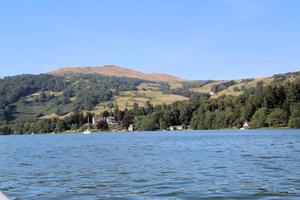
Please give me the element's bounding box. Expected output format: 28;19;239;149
83;117;91;134
83;130;91;134
240;127;245;130
0;192;9;200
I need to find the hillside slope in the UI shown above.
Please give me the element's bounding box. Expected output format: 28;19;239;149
50;65;184;83
189;72;300;98
0;68;299;128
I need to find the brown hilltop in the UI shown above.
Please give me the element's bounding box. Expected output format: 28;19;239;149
49;65;184;83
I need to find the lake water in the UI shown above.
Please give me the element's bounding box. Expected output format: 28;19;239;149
0;130;300;199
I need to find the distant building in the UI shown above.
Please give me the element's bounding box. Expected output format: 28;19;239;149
243;121;251;129
93;116;118;126
92;116;97;125
174;125;183;130
106;117;118;125
128;124;134;132
168;125;183;131
169;126;175;131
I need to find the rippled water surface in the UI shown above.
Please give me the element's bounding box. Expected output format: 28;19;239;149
1;130;300;199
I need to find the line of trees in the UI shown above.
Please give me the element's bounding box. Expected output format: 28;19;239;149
132;78;300;131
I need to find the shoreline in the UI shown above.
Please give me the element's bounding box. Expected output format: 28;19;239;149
1;127;297;136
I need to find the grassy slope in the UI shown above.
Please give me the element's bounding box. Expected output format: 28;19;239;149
189;77;277;97
11;72;299;120
13;99;73;122
190;81;223;93
93;84;188;112
12;91;73;121
22;82;188;118
212;77;274;98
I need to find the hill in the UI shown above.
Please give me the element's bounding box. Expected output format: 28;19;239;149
188;72;300;98
50;65;184;83
50;65;300;98
0;67;299;134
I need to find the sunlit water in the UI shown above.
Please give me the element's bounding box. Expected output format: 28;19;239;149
0;130;300;199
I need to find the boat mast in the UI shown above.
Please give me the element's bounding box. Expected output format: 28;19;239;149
87;116;90;130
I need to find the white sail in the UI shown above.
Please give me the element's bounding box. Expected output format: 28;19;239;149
83;116;91;134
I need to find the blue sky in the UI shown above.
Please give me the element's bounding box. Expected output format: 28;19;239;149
0;0;299;80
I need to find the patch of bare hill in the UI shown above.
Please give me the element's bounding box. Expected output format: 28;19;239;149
49;65;184;83
49;66;299;97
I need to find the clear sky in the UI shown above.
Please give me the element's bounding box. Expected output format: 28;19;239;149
0;0;299;80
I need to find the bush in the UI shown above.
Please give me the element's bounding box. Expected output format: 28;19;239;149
0;125;13;135
71;124;79;131
266;108;287;127
134;115;158;131
55;120;66;132
289;103;300;128
251;107;268;128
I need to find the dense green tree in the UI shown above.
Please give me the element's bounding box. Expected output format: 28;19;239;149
122;109;134;129
190;110;215;130
113;106;123;122
144;101;154;115
251;107;268;128
263;86;277;109
158;117;169;130
266;108;287;127
132;102;143;115
55;120;66;133
0;125;13;135
289;103;300;128
71;124;79;131
285;79;300;110
134;115;158;131
23;122;32;133
33;119;53;133
102;111;110;118
179;102;198;126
